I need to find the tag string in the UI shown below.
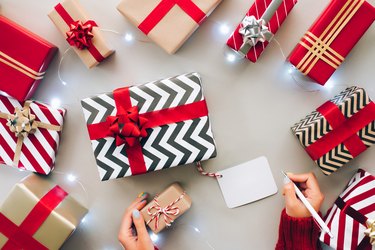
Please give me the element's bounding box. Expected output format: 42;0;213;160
195;161;222;178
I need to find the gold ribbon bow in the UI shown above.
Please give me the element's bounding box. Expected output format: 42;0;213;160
365;219;375;245
0;101;62;166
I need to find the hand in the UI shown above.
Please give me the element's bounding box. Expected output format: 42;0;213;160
118;193;154;250
282;172;324;218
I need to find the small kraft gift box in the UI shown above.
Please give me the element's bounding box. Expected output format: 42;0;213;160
0;174;88;250
0;95;66;175
81;72;217;181
288;0;375;85
141;183;192;234
227;0;297;62
0;16;57;101
117;0;222;54
320;169;375;250
291;86;375;175
49;0;115;68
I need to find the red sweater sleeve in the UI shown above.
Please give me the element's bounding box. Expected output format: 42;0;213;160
275;209;322;250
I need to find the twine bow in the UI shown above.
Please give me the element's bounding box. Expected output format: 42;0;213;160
238;16;273;56
106;106;148;147
66;20;97;50
365;219;375;245
146;192;186;230
0;101;62;166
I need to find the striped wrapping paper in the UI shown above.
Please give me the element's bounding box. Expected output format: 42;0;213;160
0;95;65;175
81;73;217;181
226;0;297;62
320;169;375;249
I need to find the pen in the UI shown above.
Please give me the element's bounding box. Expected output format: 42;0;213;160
281;171;334;239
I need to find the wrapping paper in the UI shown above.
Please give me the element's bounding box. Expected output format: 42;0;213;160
0;174;88;250
291;86;375;175
81;72;217;181
0;16;57;101
141;183;192;234
117;0;222;54
49;0;114;68
0;95;66;175
289;0;375;85
320;169;375;250
226;0;297;62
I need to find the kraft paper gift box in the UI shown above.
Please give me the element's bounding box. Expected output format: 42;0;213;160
0;16;57;101
0;174;88;250
81;72;217;181
226;0;297;62
291;86;375;175
141;183;192;234
49;0;115;68
320;169;375;250
0;95;66;175
117;0;222;54
288;0;375;85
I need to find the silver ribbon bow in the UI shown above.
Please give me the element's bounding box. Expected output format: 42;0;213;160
365;219;375;245
238;15;273;56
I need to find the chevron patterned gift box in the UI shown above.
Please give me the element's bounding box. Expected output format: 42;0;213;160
81;72;217;181
319;169;375;250
0;95;65;175
291;86;375;175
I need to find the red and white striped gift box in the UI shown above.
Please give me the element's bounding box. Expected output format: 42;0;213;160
226;0;297;62
0;95;65;175
320;169;375;250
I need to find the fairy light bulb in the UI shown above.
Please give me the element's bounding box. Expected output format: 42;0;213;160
51;98;61;109
219;23;230;35
124;33;133;42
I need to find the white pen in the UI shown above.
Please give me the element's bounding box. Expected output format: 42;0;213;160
281;171;334;239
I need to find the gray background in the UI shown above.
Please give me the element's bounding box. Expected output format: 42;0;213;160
0;0;374;249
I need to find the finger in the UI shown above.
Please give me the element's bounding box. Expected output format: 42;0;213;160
132;209;149;239
289;172;320;190
283;183;299;207
129;192;149;210
119;208;136;240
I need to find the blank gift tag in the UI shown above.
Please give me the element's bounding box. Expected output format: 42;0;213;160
217;156;278;208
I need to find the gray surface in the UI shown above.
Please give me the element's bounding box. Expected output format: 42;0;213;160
0;0;374;249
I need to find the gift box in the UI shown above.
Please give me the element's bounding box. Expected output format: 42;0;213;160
319;169;375;249
0;16;57;101
0;95;66;175
226;0;297;62
81;72;217;181
0;174;88;250
49;0;115;68
291;86;375;175
117;0;222;54
288;0;375;85
141;183;191;234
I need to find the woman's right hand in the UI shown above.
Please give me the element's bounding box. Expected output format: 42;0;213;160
283;172;325;218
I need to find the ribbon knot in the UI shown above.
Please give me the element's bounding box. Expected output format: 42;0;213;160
66;20;97;50
7;107;37;138
146;192;186;230
106;106;148;147
365;219;375;245
238;16;273;56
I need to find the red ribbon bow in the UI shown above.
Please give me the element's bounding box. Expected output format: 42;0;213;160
66;20;97;50
106;106;148;147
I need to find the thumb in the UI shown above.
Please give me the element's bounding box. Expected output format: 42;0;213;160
132;209;149;238
283;182;299;207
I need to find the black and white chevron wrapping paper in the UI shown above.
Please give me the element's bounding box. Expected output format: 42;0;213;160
81;72;217;181
291;86;375;175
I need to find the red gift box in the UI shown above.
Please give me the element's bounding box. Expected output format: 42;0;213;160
226;0;297;62
289;0;375;85
0;16;57;101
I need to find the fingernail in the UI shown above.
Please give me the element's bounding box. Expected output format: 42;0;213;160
137;192;147;198
132;209;140;219
283;176;291;185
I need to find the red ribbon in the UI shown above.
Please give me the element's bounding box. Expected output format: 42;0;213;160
138;0;207;35
87;87;209;175
305;101;375;161
54;3;105;62
0;185;68;250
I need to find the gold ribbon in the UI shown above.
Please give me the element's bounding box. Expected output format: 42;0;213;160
0;101;61;166
0;50;45;80
365;219;375;245
296;0;364;75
